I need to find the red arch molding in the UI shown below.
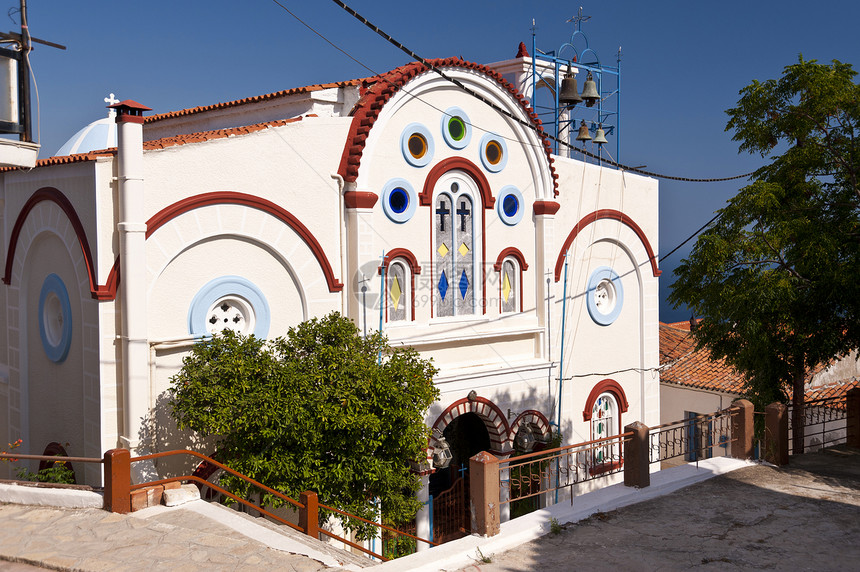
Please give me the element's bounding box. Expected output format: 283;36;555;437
493;247;528;314
582;378;630;423
4;189;344;300
432;396;512;455
418;157;495;208
378;248;421;322
554;209;661;282
2;187;110;298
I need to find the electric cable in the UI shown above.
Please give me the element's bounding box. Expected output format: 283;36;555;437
329;0;757;183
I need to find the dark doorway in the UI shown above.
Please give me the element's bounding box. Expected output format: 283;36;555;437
428;412;491;543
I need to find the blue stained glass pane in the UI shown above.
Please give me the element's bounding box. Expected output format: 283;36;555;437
389;188;409;213
438;271;449;300
503;194;518;217
459;269;469;300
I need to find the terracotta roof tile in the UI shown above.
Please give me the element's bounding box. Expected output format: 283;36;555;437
337;58;560;197
143;115;311;151
660;322;859;402
0;150;115;172
145;80;364;123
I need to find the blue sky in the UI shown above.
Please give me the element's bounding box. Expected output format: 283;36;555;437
14;1;860;322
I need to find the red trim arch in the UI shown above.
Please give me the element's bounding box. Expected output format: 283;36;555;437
419;157;495;209
582;379;630;423
554;209;661;282
432;396;512;455
2;187;113;299
510;410;551;444
99;191;345;298
493;247;528;314
378;248;421;322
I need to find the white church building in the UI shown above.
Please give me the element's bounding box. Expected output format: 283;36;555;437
0;44;660;517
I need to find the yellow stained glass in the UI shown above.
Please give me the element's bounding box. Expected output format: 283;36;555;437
437;243;450;257
458;242;470;257
503;271;512;303
390;276;402;311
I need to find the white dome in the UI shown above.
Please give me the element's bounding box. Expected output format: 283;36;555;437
55;115;117;156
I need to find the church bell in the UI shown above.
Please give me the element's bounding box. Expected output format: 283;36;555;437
558;68;583;107
592;124;608;145
575;120;591;142
581;72;600;107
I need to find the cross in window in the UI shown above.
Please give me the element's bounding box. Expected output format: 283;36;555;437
456;201;471;232
436;200;450;231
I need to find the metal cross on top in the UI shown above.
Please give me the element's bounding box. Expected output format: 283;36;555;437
566;6;591;31
105;93;119;117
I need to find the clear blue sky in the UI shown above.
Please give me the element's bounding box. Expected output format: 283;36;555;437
14;1;860;322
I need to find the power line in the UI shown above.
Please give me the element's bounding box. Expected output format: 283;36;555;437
329;0;757;183
659;212;721;263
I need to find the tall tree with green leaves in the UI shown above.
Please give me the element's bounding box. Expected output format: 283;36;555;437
170;312;439;535
670;57;860;453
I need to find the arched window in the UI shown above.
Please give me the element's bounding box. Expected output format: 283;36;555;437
434;174;479;317
590;392;620;471
386;259;410;322
500;258;519;313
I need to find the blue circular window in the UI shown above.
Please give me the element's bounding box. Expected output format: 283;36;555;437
188;276;270;338
479;133;508;173
441;107;472;149
400;123;434;167
586;267;624;326
496;185;524;226
39;273;73;362
382;178;417;223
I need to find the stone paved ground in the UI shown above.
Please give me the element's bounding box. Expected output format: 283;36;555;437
0;502;341;571
457;446;860;571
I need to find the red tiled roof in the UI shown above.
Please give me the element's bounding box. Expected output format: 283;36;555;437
145;80;365;123
659;322;746;394
0;150;115;172
660;322;858;402
337;57;559;197
143;115;311;150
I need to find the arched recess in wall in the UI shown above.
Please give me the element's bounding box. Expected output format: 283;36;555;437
99;191;344;301
431;396;512;455
510;409;551;444
554;209;661;283
145;206;315;339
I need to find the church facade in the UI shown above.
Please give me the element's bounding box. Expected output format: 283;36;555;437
0;48;660;509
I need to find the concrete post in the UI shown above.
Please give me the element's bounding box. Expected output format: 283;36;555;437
299;491;319;540
765;402;789;466
730;399;755;459
103;449;130;513
623;421;650;488
847;388;860;448
415;474;432;552
110;100;151;457
469;451;500;537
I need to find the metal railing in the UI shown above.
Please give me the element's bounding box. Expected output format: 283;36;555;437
129;449;436;562
498;432;631;506
648;408;736;465
788;395;851;455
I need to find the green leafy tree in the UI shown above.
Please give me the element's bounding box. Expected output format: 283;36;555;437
670;57;860;453
170;312;439;536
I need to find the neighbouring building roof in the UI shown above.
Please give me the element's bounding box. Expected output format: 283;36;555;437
659;321;859;402
144;80;365;123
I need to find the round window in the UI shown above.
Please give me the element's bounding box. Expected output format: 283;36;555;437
400;123;434;167
479;133;507;172
586;267;624;326
188;276;270;338
38;273;73;362
440;107;472;149
496;185;524;226
381;178;418;223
